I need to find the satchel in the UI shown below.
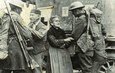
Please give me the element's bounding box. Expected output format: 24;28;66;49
77;33;94;53
77;12;95;53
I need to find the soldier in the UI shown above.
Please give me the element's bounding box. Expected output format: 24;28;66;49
28;9;48;73
69;1;94;73
0;0;33;73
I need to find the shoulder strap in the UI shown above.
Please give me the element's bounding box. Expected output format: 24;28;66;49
86;11;91;44
86;11;90;36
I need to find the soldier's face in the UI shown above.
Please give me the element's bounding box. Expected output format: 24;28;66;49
52;17;60;27
30;13;40;22
72;8;84;17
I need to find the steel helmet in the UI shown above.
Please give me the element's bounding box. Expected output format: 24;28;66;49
7;0;24;8
69;1;85;11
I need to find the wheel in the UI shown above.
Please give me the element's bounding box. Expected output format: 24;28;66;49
98;59;115;73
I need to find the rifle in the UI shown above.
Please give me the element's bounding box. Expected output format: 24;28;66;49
4;0;31;67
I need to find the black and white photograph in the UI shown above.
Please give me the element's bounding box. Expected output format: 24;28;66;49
0;0;115;73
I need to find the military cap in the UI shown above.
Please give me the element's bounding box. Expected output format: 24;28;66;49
30;9;41;15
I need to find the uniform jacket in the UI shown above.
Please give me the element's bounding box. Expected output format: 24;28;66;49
71;14;94;56
71;15;87;41
28;20;48;54
0;11;32;70
0;14;9;51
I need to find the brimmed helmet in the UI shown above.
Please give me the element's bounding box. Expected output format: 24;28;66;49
69;1;85;11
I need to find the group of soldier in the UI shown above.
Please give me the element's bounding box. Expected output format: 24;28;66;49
0;0;107;73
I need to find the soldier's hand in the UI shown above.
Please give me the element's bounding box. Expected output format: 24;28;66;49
64;37;74;42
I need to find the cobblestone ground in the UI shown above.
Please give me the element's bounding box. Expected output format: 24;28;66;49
1;70;82;73
43;70;82;73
